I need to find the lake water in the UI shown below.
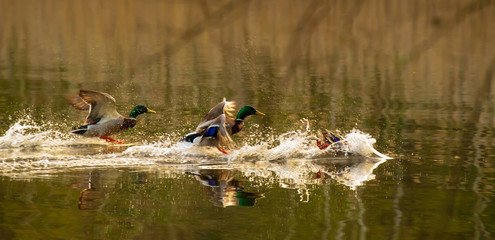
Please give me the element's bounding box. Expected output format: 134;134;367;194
1;1;494;239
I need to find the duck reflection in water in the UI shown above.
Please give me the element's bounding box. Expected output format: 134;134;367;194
186;169;264;207
312;157;388;190
77;171;104;210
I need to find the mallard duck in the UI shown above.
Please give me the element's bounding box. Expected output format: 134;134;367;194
183;98;264;154
316;129;343;150
186;169;264;207
67;89;155;143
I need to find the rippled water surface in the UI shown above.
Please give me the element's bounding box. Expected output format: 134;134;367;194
1;1;495;239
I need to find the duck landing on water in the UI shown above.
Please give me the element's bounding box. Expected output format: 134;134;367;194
182;98;264;154
316;129;344;150
67;89;155;143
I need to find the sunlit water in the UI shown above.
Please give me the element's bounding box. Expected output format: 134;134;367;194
0;116;388;189
0;115;395;239
1;0;495;239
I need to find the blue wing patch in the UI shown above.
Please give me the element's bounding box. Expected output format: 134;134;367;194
329;134;340;142
204;125;219;138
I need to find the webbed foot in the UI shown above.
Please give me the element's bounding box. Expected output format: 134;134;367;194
217;147;229;154
99;136;125;144
316;140;330;150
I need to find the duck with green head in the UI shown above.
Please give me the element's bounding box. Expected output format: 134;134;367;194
183;98;265;154
68;89;156;143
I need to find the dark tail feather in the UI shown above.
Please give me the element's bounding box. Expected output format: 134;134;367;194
182;125;219;143
71;125;88;135
182;132;204;143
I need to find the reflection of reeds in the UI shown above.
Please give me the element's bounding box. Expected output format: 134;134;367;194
1;0;493;111
3;4;491;109
405;0;495;66
136;0;252;73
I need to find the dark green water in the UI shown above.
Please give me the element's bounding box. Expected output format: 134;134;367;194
1;0;494;239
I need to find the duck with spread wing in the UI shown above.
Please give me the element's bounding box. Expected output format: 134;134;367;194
67;89;155;143
183;98;264;154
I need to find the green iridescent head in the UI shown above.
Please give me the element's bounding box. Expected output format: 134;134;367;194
236;106;265;120
129;105;156;118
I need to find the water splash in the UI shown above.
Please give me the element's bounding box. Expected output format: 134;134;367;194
323;158;387;190
0;116;73;148
320;129;392;159
0;115;391;193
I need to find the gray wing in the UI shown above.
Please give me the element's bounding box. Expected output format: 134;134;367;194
71;89;121;125
199;114;236;150
67;95;90;111
197;98;235;128
216;115;235;150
